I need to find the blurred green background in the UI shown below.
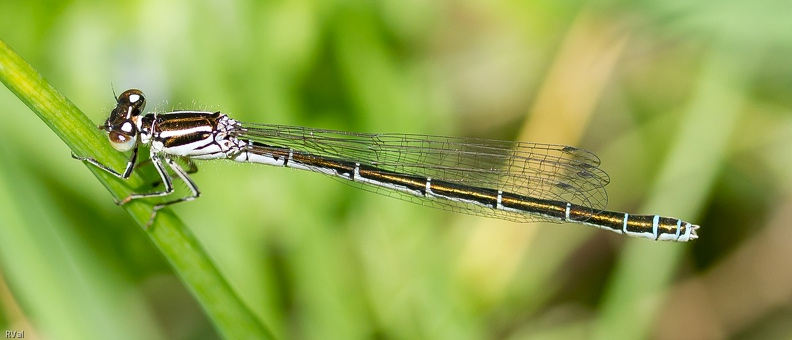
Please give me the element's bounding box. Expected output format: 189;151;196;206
1;0;792;339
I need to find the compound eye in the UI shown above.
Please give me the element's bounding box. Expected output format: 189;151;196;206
108;131;137;151
119;89;146;111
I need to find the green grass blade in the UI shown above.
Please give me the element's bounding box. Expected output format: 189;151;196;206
0;38;274;339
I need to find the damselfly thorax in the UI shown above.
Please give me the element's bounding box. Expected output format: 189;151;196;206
73;89;699;242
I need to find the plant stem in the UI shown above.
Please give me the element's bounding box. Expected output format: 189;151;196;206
0;38;274;339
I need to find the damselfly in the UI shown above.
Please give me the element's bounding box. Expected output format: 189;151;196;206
73;89;699;242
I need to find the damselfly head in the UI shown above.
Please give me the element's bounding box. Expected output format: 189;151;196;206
102;89;146;152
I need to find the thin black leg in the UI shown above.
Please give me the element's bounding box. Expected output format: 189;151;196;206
147;157;202;227
72;146;139;179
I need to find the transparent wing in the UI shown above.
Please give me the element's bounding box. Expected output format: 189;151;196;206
235;123;610;223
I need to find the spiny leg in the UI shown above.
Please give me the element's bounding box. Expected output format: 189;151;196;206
147;157;201;227
79;149;201;228
117;153;176;206
72;146;139;179
137;156;199;188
